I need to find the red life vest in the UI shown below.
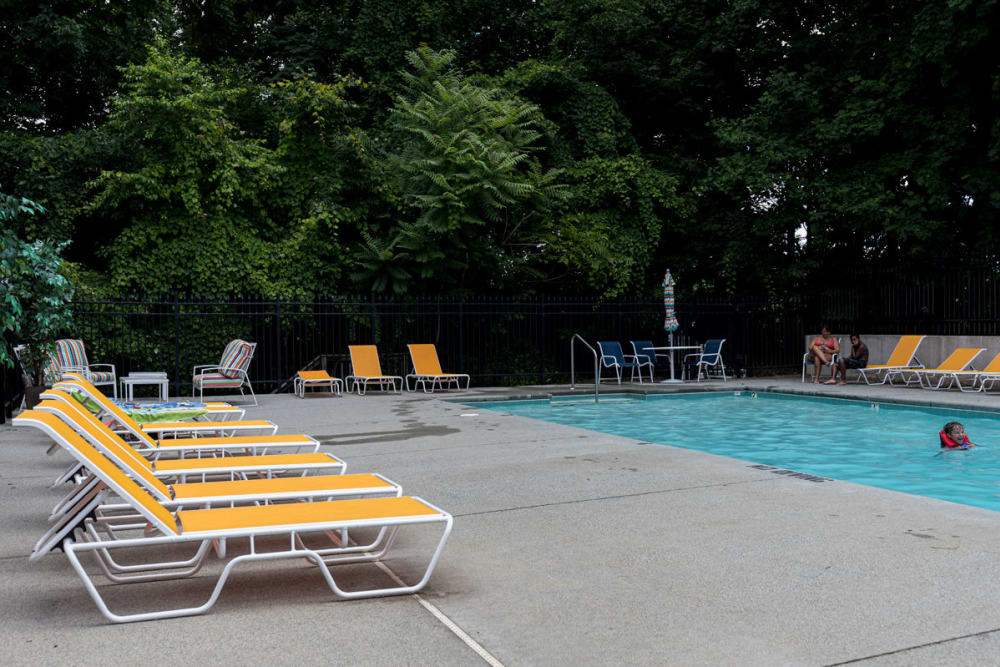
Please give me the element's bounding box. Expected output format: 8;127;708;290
939;430;972;448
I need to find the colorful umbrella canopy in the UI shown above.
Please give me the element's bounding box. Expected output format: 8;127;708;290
663;270;679;332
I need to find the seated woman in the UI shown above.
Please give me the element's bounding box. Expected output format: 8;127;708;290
940;421;977;449
806;326;840;384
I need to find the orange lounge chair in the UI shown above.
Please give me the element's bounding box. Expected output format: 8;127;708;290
919;350;1000;393
909;347;985;390
405;344;470;393
345;345;402;395
22;407;398;562
294;370;344;398
13;410;452;623
856;335;926;385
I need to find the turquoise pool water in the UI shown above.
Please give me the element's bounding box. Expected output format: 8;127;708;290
466;392;1000;512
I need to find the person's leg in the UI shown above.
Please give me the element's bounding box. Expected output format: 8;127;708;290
809;346;827;383
827;359;842;384
836;358;851;385
825;360;840;384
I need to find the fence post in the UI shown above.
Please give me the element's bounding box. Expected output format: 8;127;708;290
174;296;181;398
275;297;283;390
540;299;546;385
369;293;377;344
458;297;464;380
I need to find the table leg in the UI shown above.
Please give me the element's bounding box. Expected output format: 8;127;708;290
658;350;685;383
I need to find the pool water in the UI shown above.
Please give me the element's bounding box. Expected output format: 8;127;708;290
467;392;1000;513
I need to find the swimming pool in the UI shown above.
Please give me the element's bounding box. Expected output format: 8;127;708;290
465;392;1000;513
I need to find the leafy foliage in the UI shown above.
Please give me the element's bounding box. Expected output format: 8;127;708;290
86;42;365;296
0;191;74;381
381;47;564;293
3;0;1000;301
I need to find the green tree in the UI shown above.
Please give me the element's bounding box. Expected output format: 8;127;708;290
0;191;74;382
87;41;365;296
709;0;1000;293
379;47;563;293
0;0;170;132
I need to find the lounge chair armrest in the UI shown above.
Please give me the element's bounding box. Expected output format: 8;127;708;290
87;363;116;372
193;365;225;375
682;352;702;363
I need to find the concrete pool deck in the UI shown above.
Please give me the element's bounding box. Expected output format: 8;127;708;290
3;376;1000;665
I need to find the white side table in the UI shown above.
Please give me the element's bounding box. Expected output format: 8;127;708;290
120;372;169;402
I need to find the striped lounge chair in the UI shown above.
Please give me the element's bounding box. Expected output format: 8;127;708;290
192;339;258;406
54;339;117;398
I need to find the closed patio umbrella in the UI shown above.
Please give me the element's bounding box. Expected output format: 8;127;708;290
663;270;679;333
662;270;685;382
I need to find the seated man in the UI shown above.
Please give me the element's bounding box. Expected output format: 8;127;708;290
829;333;868;385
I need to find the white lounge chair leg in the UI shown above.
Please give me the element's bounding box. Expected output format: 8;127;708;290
244;380;257;407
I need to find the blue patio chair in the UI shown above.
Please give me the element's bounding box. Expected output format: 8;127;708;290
683;339;728;382
630;340;663;381
598;341;651;384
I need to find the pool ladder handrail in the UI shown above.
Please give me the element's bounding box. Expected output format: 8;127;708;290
570;334;600;403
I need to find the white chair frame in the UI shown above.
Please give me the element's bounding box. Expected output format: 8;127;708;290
801;336;841;382
684;340;728;382
192;341;258;406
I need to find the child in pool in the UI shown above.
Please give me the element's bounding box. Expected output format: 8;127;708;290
939;421;978;449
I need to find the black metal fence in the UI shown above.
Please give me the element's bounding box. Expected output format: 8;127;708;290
4;270;1000;422
1;294;794;418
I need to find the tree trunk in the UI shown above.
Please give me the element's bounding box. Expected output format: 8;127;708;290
24;385;45;409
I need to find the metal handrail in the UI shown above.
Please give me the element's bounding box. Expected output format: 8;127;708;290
570;334;600;403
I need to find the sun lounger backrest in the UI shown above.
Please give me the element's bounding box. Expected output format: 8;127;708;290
55;339;90;369
408;344;444;375
883;335;924;367
298;370;334;380
349;345;383;377
38;395;159;475
219;339;255;379
37;399;171;499
980;352;1000;373
14;411;177;535
934;347;984;371
15;345;61;384
53;379;157;448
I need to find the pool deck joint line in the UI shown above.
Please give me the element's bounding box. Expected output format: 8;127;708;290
372;560;505;667
826;625;1000;665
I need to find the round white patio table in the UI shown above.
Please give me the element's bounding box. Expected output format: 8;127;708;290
647;345;703;383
